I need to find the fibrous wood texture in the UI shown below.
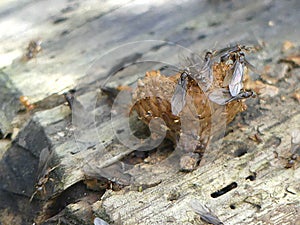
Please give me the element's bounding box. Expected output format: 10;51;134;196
0;0;299;225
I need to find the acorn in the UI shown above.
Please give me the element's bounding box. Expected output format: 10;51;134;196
131;50;254;170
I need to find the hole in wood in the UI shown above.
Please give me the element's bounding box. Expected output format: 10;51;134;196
245;172;256;181
234;147;248;157
229;204;236;209
210;182;238;198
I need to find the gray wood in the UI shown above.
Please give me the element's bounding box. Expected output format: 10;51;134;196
0;0;299;224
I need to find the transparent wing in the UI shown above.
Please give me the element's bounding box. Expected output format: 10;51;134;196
244;58;260;75
208;88;231;105
229;61;244;97
83;161;133;186
171;79;187;115
291;129;300;155
94;217;109;225
190;199;223;225
37;147;52;179
197;66;213;92
192;53;214;92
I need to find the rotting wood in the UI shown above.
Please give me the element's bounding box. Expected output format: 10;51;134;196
98;113;300;225
0;0;300;224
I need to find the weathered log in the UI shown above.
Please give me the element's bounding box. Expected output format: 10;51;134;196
0;0;300;224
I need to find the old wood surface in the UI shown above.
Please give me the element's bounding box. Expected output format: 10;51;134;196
0;0;299;224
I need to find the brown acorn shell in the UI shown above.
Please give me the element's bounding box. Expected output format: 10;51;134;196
131;63;247;153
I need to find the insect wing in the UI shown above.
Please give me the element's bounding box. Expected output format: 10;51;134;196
229;61;244;97
190;200;223;225
94;217;109;225
37;147;52;179
200;68;213;91
214;46;233;57
215;45;240;58
84;161;132;186
201;61;213;90
171;77;187;115
208;88;231;105
193;53;213;92
244;58;260;75
291;129;300;155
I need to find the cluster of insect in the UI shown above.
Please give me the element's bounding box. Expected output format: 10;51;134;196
171;44;257;116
